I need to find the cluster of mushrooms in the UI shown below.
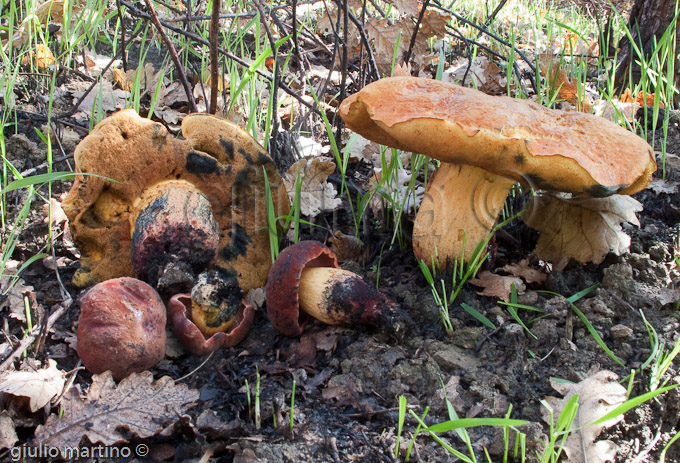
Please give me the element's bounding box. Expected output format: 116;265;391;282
66;109;408;380
67;77;655;381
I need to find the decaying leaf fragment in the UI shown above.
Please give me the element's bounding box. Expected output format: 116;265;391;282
0;360;65;412
524;193;643;268
468;271;525;302
543;370;627;463
503;260;547;285
34;371;199;449
0;411;18;449
283;158;342;217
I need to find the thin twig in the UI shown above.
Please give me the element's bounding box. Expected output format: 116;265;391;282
482;0;509;32
347;11;379;81
120;1;321;116
209;0;220;114
252;0;280;157
404;0;431;65
0;301;71;372
116;0;127;71
144;0;198;113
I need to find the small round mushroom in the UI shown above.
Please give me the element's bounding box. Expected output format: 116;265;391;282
76;277;166;381
339;77;656;267
265;241;413;338
168;292;255;355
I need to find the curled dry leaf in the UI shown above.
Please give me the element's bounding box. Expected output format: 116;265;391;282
648;178;679;196
524;193;643;267
0;360;65;412
283;158;342;217
328;230;363;263
543;370;627;463
468;271;526;302
34;371;199;450
502;259;547;285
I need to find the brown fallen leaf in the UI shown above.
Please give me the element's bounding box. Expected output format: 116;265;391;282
0;360;65;412
538;54;592;112
34;371;199;450
283;158;342;217
468;271;525;302
502;259;547;285
0;260;34;323
524;193;642;268
543;370;627;463
328;230;363;263
0;411;18;449
419;10;451;39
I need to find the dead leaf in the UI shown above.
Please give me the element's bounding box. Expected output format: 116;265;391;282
419;10;451;38
0;411;18;449
71;80;129;114
538;54;591;112
592;98;640;123
648;178;679;196
543;370;627;463
365;18;423;74
392;62;412;77
620;88;664;108
0;360;65;412
34;371;199;449
468;271;525;302
328;230;363;262
524;193;642;266
443;56;506;95
502;259;547;284
283;158;342;217
245;287;266;308
369;167;424;217
0;260;34;322
42;198;68;226
21;44;55;69
391;0;420;17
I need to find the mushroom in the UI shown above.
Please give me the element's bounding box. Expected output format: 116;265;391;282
62;109;290;341
168;292;255;355
76;277;166;381
338;77;656;266
265;241;413;338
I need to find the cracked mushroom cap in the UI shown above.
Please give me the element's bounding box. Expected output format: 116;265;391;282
339;76;656;196
62;109;290;292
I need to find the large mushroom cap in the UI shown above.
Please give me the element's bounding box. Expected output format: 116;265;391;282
339;76;656;196
62;109;290;291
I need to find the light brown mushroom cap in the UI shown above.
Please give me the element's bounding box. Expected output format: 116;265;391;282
339;76;656;196
62;109;290;291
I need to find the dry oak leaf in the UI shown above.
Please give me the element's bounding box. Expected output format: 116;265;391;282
502;259;547;285
0;360;65;412
34;371;199;449
538;54;592;112
283;158;342;217
524;193;642;266
0;411;18;449
419;10;451;39
468;271;525;302
542;370;627;463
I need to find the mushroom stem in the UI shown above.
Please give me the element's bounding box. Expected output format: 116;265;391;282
413;163;515;267
298;267;412;336
130;179;219;290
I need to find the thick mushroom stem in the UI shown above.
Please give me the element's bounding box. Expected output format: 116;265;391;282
298;267;412;337
190;268;244;336
413;163;516;267
130;179;219;291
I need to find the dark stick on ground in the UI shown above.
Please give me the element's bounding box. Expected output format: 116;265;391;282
209;0;220;114
144;0;198;113
404;0;432;66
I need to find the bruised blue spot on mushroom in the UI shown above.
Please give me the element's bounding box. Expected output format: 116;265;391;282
186;150;219;175
219;138;235;160
221;223;253;261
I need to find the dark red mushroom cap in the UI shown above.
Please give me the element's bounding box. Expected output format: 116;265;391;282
76;277;166;380
265;241;339;337
168;293;255;355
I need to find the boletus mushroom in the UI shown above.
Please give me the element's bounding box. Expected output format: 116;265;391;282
168;292;255;355
265;241;413;338
62;109;289;345
76;277;166;381
338;77;656;267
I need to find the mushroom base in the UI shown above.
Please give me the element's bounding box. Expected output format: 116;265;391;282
413;163;515;267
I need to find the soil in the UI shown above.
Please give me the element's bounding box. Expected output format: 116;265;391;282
3;24;680;463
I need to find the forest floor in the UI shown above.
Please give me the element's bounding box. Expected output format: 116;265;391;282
1;1;680;462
